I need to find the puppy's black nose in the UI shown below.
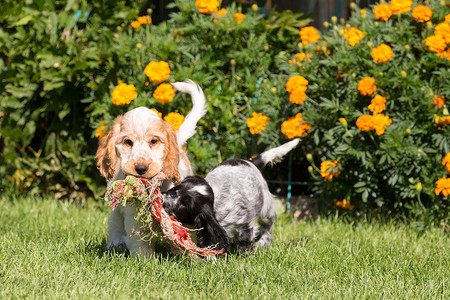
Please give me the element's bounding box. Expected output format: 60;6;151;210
135;165;148;175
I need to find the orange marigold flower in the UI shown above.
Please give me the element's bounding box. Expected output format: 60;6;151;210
446;14;450;23
320;160;341;182
435;114;450;125
435;177;450;196
390;0;412;15
442;153;450;173
299;26;320;45
131;21;140;29
434;95;445;109
357;77;376;96
336;199;354;210
234;13;246;24
138;16;151;24
374;3;392;21
437;50;450;60
435;23;450;44
285;75;308;93
111;83;138;105
294;53;310;62
344;27;364;46
95;121;106;138
246;112;270;134
153;83;175;103
144;61;171;83
195;0;220;14
164;112;185;131
281;113;312;139
289;89;307;104
412;5;432;22
368;95;387;114
425;35;447;53
371;44;393;63
150;108;162;118
356;114;392;135
216;8;227;18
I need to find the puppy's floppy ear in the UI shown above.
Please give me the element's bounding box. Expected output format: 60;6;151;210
162;123;181;182
95;116;122;180
195;210;229;253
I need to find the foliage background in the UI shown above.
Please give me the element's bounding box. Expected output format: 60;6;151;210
0;0;448;225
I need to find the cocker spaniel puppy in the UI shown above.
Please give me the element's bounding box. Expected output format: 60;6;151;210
163;139;300;254
96;80;206;257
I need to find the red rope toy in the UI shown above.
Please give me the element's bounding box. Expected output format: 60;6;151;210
105;173;225;259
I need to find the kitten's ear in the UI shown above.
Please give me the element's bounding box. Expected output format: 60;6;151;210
95;116;123;180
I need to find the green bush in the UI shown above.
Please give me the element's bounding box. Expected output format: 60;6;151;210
0;0;448;226
0;0;138;200
267;1;449;222
0;0;309;201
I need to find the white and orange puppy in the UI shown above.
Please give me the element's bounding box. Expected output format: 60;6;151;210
96;80;206;257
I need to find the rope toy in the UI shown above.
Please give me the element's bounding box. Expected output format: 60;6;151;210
104;173;225;259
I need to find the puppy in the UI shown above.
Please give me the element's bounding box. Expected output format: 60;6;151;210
163;175;230;253
163;139;300;254
96;80;207;257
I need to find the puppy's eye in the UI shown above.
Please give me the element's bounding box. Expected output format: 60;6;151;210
149;139;159;145
124;139;133;146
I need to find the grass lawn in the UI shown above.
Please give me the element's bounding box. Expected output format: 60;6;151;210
0;196;448;299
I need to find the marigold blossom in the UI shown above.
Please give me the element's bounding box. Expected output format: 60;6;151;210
131;21;140;29
320;160;341;182
425;35;447;53
138;16;151;24
144;61;171;83
390;0;412;15
153;83;176;103
234;13;246;24
216;8;227;18
164;112;185;131
344;27;364;46
442;153;450;173
111;83;138;105
289;89;307;104
336;199;354;210
435;114;450;125
195;0;220;14
95;121;106;138
435;23;450;44
446;14;450;23
374;4;392;21
371;44;393;63
150;108;162;118
356;114;392;135
246;112;270;134
437;50;450;60
368;95;387;114
281;113;312;139
285;75;308;93
435;177;450;196
357;77;376;96
412;5;432;22
434;95;445;109
299;26;320;45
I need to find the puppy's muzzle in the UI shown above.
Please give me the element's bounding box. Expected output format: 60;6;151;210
135;165;148;175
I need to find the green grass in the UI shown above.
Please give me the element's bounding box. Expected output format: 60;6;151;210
0;196;448;299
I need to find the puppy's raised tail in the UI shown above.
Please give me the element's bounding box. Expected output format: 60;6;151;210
250;139;300;169
171;80;207;147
